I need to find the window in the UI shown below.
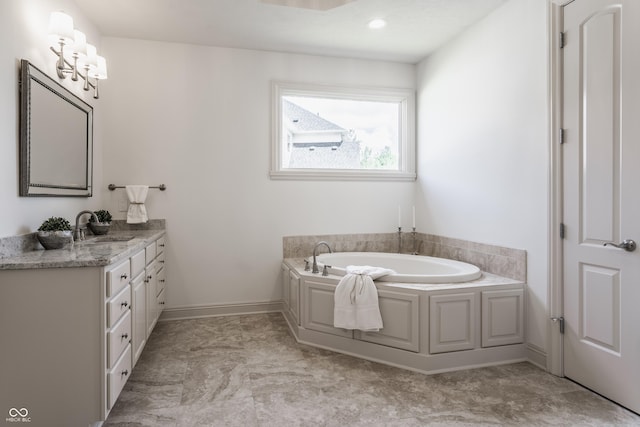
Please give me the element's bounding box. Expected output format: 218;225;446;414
270;81;416;181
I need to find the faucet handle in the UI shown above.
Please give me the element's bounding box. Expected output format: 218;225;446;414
322;265;331;277
304;259;310;271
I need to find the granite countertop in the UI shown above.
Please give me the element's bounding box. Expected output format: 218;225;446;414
284;257;523;291
0;230;165;270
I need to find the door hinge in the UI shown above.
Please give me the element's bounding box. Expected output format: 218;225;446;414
560;32;565;48
560;223;566;239
552;316;565;334
559;128;565;144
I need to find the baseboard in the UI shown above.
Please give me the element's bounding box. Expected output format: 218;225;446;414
159;301;284;321
526;343;547;370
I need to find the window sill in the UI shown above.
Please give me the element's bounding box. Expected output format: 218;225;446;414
269;170;417;181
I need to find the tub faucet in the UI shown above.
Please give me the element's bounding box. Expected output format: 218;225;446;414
312;241;332;274
74;210;99;241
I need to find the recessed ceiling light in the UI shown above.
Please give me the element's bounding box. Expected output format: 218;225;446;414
368;18;387;30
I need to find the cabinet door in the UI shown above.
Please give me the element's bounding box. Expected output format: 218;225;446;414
303;280;353;338
481;289;524;347
132;273;146;365
429;292;476;354
145;262;158;337
289;271;300;325
358;290;419;352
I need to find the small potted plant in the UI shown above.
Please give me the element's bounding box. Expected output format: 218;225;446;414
88;209;112;235
37;216;73;249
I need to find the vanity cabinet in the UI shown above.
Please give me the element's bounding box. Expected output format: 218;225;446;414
0;232;166;426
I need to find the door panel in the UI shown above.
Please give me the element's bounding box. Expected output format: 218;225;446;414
562;0;640;413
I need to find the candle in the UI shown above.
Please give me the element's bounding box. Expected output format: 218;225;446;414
398;206;401;228
412;206;416;229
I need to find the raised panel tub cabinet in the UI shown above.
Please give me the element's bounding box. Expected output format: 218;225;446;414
0;229;166;427
281;259;525;375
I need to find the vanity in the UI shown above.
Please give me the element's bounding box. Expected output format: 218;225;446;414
0;228;166;427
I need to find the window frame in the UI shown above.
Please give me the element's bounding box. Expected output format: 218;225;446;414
270;81;416;181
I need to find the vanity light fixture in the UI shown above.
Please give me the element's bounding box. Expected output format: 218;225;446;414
48;11;107;99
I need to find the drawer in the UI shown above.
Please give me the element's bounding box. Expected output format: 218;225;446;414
108;344;132;409
145;242;157;265
131;250;146;279
157;267;166;296
157;288;166;314
156;236;166;254
107;260;131;297
108;284;131;328
108;310;132;369
156;251;165;270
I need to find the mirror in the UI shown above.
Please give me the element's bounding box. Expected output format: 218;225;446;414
19;59;93;197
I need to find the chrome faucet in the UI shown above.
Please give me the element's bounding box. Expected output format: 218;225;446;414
312;241;332;274
74;210;99;241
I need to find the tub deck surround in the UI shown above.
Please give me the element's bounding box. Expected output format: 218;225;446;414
283;232;526;281
285;258;522;291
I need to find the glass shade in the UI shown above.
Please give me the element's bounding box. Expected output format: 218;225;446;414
48;11;74;44
89;56;108;80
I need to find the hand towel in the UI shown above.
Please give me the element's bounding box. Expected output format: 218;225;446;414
126;185;149;224
334;265;395;332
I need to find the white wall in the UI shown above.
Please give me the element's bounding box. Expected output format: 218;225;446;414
0;0;105;237
100;38;416;308
415;0;549;352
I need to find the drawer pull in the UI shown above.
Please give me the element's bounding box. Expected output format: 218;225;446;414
120;273;128;280
147;275;153;280
160;301;165;305
160;260;165;264
121;369;129;378
160;279;166;283
121;301;129;308
121;333;129;340
159;244;165;247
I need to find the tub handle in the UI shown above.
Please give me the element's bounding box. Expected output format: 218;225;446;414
322;265;332;276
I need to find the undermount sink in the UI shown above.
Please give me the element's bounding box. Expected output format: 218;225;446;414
85;235;135;243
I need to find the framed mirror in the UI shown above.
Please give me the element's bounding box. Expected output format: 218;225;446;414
19;59;93;197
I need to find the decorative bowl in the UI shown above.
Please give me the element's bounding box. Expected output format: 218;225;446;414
88;222;111;235
36;230;73;250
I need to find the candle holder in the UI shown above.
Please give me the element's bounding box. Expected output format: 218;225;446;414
411;227;419;255
398;227;402;253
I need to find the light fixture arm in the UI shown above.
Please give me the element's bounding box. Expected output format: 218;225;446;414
49;45;99;98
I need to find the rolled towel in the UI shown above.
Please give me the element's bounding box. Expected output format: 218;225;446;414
126;185;149;224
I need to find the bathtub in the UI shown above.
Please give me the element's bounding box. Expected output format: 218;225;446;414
311;252;482;284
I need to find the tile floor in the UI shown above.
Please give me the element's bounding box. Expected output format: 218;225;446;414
105;313;640;426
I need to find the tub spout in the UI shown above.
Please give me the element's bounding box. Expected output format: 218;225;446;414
312;241;332;274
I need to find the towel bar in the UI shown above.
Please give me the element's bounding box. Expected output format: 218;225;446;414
108;184;166;191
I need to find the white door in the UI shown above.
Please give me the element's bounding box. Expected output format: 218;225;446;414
562;0;640;413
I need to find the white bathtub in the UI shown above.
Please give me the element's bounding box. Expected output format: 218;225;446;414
312;252;482;283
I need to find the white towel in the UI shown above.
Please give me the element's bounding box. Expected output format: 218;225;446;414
126;185;149;224
334;265;395;332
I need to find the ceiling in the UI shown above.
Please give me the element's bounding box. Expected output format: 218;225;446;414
73;0;508;63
